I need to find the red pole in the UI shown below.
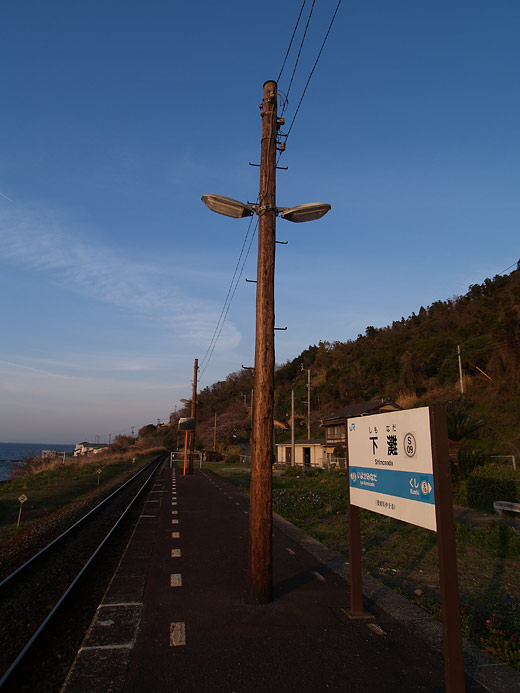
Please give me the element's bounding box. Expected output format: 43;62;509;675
183;431;188;476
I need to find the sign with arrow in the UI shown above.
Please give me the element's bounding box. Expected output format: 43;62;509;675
347;407;436;530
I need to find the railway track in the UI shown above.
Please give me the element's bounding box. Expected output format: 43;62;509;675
0;452;167;691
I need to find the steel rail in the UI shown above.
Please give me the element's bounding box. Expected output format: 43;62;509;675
0;453;163;590
0;453;166;689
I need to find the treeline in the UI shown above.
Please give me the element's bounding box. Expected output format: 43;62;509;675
138;263;520;455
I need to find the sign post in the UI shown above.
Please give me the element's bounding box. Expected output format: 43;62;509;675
430;405;465;692
347;405;464;692
17;494;27;530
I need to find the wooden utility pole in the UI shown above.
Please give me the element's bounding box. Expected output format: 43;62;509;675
188;358;198;475
307;368;311;439
213;411;217;450
291;389;295;466
457;345;464;395
248;80;278;604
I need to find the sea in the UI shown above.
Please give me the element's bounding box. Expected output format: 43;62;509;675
0;442;76;482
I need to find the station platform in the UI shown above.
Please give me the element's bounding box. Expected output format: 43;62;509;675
62;465;519;692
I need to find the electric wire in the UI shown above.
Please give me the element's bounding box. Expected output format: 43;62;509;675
199;80;280;379
198;215;255;375
200;0;343;379
277;0;308;85
199;218;258;379
497;261;519;275
282;0;316;114
284;0;342;140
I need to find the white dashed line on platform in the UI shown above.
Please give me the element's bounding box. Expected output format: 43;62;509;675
170;622;186;646
172;532;180;538
171;549;181;558
170;574;182;587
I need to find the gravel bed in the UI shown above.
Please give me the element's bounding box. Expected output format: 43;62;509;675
0;459;163;687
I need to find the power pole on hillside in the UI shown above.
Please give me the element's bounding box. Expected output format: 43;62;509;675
457;345;464;395
307;368;311;439
188;358;198;475
291;389;295;466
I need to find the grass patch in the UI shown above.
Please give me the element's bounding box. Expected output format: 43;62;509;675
0;452;155;541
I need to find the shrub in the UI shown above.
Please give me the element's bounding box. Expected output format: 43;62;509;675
283;466;302;477
454;463;520;512
273;484;349;519
225;453;240;465
451;447;487;483
305;467;324;477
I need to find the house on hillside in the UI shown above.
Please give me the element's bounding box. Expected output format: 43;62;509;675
275;439;326;468
321;399;401;462
74;442;108;456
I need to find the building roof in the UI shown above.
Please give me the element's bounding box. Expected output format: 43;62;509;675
276;439;325;446
321;399;401;424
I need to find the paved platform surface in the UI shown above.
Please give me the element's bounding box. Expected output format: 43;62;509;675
62;466;520;692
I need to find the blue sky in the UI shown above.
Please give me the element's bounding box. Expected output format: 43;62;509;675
1;1;519;444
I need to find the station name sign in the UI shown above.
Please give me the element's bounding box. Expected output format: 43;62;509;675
347;407;436;531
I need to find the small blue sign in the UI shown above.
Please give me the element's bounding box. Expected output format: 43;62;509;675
349;466;435;505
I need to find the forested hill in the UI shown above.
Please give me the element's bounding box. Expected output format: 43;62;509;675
185;263;520;454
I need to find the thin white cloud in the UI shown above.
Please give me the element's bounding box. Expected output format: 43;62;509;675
0;359;179;394
0;207;241;351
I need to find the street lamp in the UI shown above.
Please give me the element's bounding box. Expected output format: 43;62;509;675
201;194;330;225
201;194;254;219
201;80;331;604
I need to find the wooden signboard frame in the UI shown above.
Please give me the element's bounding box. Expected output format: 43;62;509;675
346;404;464;692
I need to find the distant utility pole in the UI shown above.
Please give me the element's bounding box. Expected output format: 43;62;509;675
457;345;464;395
188;358;198;475
248;80;278;604
291;389;295;466
213;411;217;451
307;368;311;439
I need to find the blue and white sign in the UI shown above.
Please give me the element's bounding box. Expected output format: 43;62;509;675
347;407;437;531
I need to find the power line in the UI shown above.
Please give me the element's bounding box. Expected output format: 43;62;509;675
497;261;519;275
277;0;308;85
285;0;342;140
199;215;256;375
199;217;259;378
283;0;316;112
200;3;344;381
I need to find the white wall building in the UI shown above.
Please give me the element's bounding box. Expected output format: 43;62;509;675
74;442;108;456
275;439;326;468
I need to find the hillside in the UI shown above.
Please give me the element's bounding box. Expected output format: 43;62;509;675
182;262;520;457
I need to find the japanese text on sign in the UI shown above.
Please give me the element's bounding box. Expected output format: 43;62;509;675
347;407;436;531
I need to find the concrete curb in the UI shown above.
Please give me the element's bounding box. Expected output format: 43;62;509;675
273;511;520;693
